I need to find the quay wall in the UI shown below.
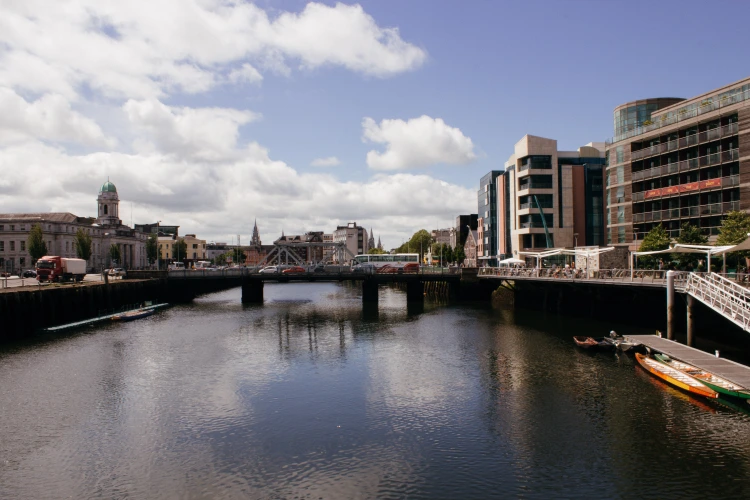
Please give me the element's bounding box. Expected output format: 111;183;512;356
0;280;170;342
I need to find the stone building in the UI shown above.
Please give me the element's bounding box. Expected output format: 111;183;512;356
0;180;147;273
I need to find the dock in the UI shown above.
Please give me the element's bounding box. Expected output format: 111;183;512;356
626;335;750;389
43;303;170;332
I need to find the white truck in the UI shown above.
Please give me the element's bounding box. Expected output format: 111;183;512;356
36;256;87;282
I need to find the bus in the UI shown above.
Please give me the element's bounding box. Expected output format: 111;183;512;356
352;253;419;269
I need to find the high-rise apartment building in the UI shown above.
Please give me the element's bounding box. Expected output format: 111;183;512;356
605;77;750;248
499;135;606;259
477;171;503;266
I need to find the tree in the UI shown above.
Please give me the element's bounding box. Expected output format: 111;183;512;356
146;232;158;266
675;223;708;270
717;211;750;271
109;243;121;265
74;228;92;262
232;247;246;265
368;248;386;254
172;238;187;260
638;225;671;268
27;223;47;264
454;243;466;265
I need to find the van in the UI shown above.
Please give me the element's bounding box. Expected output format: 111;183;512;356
169;262;185;271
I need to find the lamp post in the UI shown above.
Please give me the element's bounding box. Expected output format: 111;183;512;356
156;220;161;270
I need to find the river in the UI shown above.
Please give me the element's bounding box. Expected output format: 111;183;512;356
2;282;750;499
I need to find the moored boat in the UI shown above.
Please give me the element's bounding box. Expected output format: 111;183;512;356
112;308;155;322
635;353;718;399
654;354;750;400
573;336;615;351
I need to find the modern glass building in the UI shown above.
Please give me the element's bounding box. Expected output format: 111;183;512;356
477;171;503;266
605;77;750;247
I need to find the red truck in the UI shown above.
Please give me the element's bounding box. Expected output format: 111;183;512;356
36;256;87;283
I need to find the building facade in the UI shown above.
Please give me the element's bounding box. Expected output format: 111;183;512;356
453;214;478;248
0;181;147;273
605;78;750;248
477;171;504;266
333;222;368;262
500;135;606;258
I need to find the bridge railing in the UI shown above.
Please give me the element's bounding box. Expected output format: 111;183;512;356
165;266;461;278
477;267;692;285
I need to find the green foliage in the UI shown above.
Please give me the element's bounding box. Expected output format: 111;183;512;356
231;247;246;264
454;243;466;265
74;228;92;261
109;243;121;264
214;253;227;265
638;225;671;268
27;223;47;263
716;211;750;246
146;232;158;265
675;223;708;269
172;239;187;260
368;247;386;254
396;229;432;259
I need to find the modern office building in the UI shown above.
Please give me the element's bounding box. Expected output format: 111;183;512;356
452;214;478;248
605;77;750;248
333;222;368;262
477;171;504;266
499;135;606;259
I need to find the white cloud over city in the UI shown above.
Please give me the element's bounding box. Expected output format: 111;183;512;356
0;1;476;248
363;115;477;171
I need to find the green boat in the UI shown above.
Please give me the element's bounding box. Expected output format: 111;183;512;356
654;354;750;400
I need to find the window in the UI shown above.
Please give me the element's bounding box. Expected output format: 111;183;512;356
20;241;25;251
0;241;3;251
616;166;624;184
20;225;24;231
617;207;625;224
66;242;69;252
20;257;25;267
616;146;624;164
10;241;15;251
10;225;15;231
0;225;4;231
192;244;198;249
616;187;625;204
617;227;626;243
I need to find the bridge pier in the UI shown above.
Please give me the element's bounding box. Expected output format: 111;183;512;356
406;281;424;303
687;295;696;347
241;280;264;303
362;279;378;303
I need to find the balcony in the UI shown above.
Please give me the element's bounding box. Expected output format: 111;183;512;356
631;148;738;181
633;201;740;223
607;89;749;145
630;175;738;204
630;123;738;161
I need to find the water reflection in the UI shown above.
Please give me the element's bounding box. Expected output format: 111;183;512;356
1;282;750;499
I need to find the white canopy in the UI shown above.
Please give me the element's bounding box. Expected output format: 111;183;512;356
517;247;614;268
630;243;735;276
499;257;526;265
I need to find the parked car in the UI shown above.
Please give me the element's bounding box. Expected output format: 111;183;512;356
22;269;37;278
109;268;126;277
282;266;306;274
259;266;279;274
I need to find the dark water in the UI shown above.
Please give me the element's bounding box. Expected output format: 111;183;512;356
2;283;750;500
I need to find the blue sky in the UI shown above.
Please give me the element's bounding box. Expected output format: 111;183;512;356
1;0;749;248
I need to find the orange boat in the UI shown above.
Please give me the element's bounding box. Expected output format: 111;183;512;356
635;353;718;399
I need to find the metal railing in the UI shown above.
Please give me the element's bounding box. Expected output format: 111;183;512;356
633;201;740;223
165;266;461;278
630;122;739;161
607;88;750;145
632;149;739;181
685;272;750;332
477;267;686;284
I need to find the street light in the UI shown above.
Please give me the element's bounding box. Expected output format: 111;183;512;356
156;220;161;270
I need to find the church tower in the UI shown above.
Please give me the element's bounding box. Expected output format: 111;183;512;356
251;219;262;246
97;179;121;226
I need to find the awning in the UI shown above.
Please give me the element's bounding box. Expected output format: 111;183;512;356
499;257;526;265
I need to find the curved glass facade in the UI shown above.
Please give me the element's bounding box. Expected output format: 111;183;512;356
614;102;661;138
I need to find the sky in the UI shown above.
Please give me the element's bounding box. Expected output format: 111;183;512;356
1;0;749;249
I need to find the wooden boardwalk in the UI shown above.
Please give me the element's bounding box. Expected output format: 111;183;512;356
626;335;750;389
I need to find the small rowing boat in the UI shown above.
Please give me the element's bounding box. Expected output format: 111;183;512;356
635;353;718;399
573;336;615;351
654;354;750;400
112;308;155;322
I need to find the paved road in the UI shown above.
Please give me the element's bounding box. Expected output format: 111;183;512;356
0;273;105;290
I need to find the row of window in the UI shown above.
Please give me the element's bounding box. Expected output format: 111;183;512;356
0;241;25;252
0;224;103;235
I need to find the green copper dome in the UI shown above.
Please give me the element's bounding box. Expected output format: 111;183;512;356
100;180;117;193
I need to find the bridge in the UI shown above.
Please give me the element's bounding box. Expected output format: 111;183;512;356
129;267;465;305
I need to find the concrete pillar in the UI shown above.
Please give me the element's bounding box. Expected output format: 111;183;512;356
406;281;424;303
362;279;378;303
241;279;264;303
666;270;675;340
687;294;695;347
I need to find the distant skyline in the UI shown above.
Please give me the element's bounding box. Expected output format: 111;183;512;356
1;0;749;249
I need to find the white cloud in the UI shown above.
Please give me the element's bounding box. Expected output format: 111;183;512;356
310;156;341;167
0;1;426;100
0;87;115;147
363;115;477;171
0;143;474;249
228;63;263;85
123;99;260;161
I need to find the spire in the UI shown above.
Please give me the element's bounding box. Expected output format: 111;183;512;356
251;218;261;246
377;236;382;250
368;227;375;251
